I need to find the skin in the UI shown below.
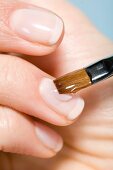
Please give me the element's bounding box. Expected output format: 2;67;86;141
0;0;113;170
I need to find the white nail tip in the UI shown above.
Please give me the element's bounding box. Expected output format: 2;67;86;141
49;16;63;44
68;98;85;120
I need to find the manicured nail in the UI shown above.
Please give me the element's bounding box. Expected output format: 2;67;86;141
40;78;85;121
35;123;63;152
9;8;63;45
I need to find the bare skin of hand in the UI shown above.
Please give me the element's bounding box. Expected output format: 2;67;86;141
0;0;113;170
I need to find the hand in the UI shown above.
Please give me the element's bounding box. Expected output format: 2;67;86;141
0;0;113;170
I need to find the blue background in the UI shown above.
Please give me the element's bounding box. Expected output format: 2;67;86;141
70;0;113;40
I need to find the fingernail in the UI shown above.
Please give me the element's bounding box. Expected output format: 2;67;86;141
40;78;85;121
35;123;63;152
9;8;63;45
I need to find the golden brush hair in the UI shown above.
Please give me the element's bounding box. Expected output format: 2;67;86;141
54;69;92;94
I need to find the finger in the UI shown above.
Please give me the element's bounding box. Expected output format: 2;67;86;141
23;0;113;76
0;54;84;126
0;0;64;55
0;106;63;158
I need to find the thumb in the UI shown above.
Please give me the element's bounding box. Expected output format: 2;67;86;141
0;0;64;55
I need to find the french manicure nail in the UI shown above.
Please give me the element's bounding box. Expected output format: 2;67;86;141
40;78;85;121
9;8;63;45
35;123;63;152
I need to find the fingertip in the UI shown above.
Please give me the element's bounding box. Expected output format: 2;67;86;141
0;1;64;55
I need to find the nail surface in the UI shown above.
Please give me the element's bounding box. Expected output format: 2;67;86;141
35;123;63;152
40;78;85;121
9;8;63;45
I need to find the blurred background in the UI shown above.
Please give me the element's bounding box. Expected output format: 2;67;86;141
70;0;113;40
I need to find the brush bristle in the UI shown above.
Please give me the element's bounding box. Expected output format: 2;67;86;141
54;69;92;94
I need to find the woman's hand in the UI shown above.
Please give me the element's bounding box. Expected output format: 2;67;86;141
0;0;113;170
0;0;86;158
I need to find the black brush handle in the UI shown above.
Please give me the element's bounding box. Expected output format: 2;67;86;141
86;56;113;84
